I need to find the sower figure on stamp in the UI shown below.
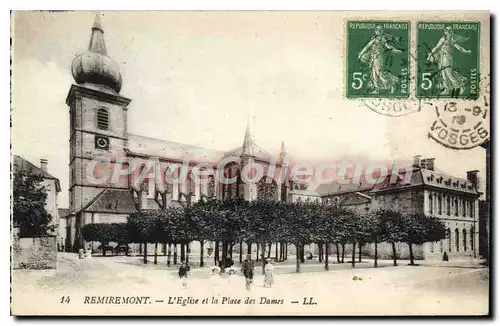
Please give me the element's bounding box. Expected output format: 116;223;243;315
263;258;275;288
241;254;254;291
357;25;403;95
427;26;471;96
178;261;190;288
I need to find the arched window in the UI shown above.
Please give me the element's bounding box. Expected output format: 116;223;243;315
164;167;174;195
446;196;451;215
470;227;475;252
97;108;109;130
455;228;460;252
207;175;215;197
462;229;467;251
454;198;459;216
138;164;148;192
462;200;467;217
429;194;433;214
186;172;195;195
447;228;452;251
437;195;442;215
470;201;475;218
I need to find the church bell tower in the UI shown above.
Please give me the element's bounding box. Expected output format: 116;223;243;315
65;14;131;247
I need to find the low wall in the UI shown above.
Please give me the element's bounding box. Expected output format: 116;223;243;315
13;235;57;270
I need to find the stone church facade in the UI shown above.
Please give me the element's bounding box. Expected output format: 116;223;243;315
65;16;288;253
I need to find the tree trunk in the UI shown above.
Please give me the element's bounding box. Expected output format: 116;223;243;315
358;243;362;262
102;244;106;257
351;242;356;267
285;243;288;260
154;242;158;265
295;242;301;273
173;243;178;265
391;242;397;266
167;243;171;267
200;240;205;267
261;238;266;275
318;242;323;263
239;241;243;264
186;242;190;264
336;243;340;263
143;241;147;264
341;243;345;263
408;242;415;265
374;240;378;268
300;244;305;263
229;243;234;260
256;243;260;262
267;243;272;258
180;243;185;263
275;242;279;260
214;241;219;265
247;242;252;255
221;241;228;272
325;243;329;271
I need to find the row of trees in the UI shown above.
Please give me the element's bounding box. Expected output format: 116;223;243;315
82;199;447;273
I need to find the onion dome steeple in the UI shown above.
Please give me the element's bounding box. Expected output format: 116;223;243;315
71;14;122;94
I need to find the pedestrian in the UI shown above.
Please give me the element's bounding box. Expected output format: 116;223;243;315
263;258;274;288
211;263;221;275
241;254;254;291
178;261;190;288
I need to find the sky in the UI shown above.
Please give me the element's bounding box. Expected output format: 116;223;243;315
11;11;489;207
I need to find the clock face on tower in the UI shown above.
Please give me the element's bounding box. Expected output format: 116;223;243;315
95;135;110;150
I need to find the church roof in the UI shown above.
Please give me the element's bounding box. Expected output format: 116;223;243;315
12;155;61;192
81;188;137;214
127;134;226;166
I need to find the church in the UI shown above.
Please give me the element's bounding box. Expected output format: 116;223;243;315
65;15;289;253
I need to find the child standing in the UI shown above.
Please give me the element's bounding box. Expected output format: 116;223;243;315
178;261;190;288
264;259;274;288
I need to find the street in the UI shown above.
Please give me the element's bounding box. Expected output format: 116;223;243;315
12;253;489;316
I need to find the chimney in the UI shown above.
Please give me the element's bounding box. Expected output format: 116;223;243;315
466;170;480;190
40;159;48;173
413;155;422;167
421;158;435;171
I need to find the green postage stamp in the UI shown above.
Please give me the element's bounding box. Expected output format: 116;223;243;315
416;22;480;99
346;21;410;98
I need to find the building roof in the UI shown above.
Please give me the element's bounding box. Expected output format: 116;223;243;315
315;165;480;197
81;188;137;214
58;208;70;218
12;155;61;192
127;134;225;166
314;178;374;197
419;168;479;195
289;188;321;197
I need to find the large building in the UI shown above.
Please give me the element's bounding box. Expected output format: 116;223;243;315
65;16;288;252
294;156;481;260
